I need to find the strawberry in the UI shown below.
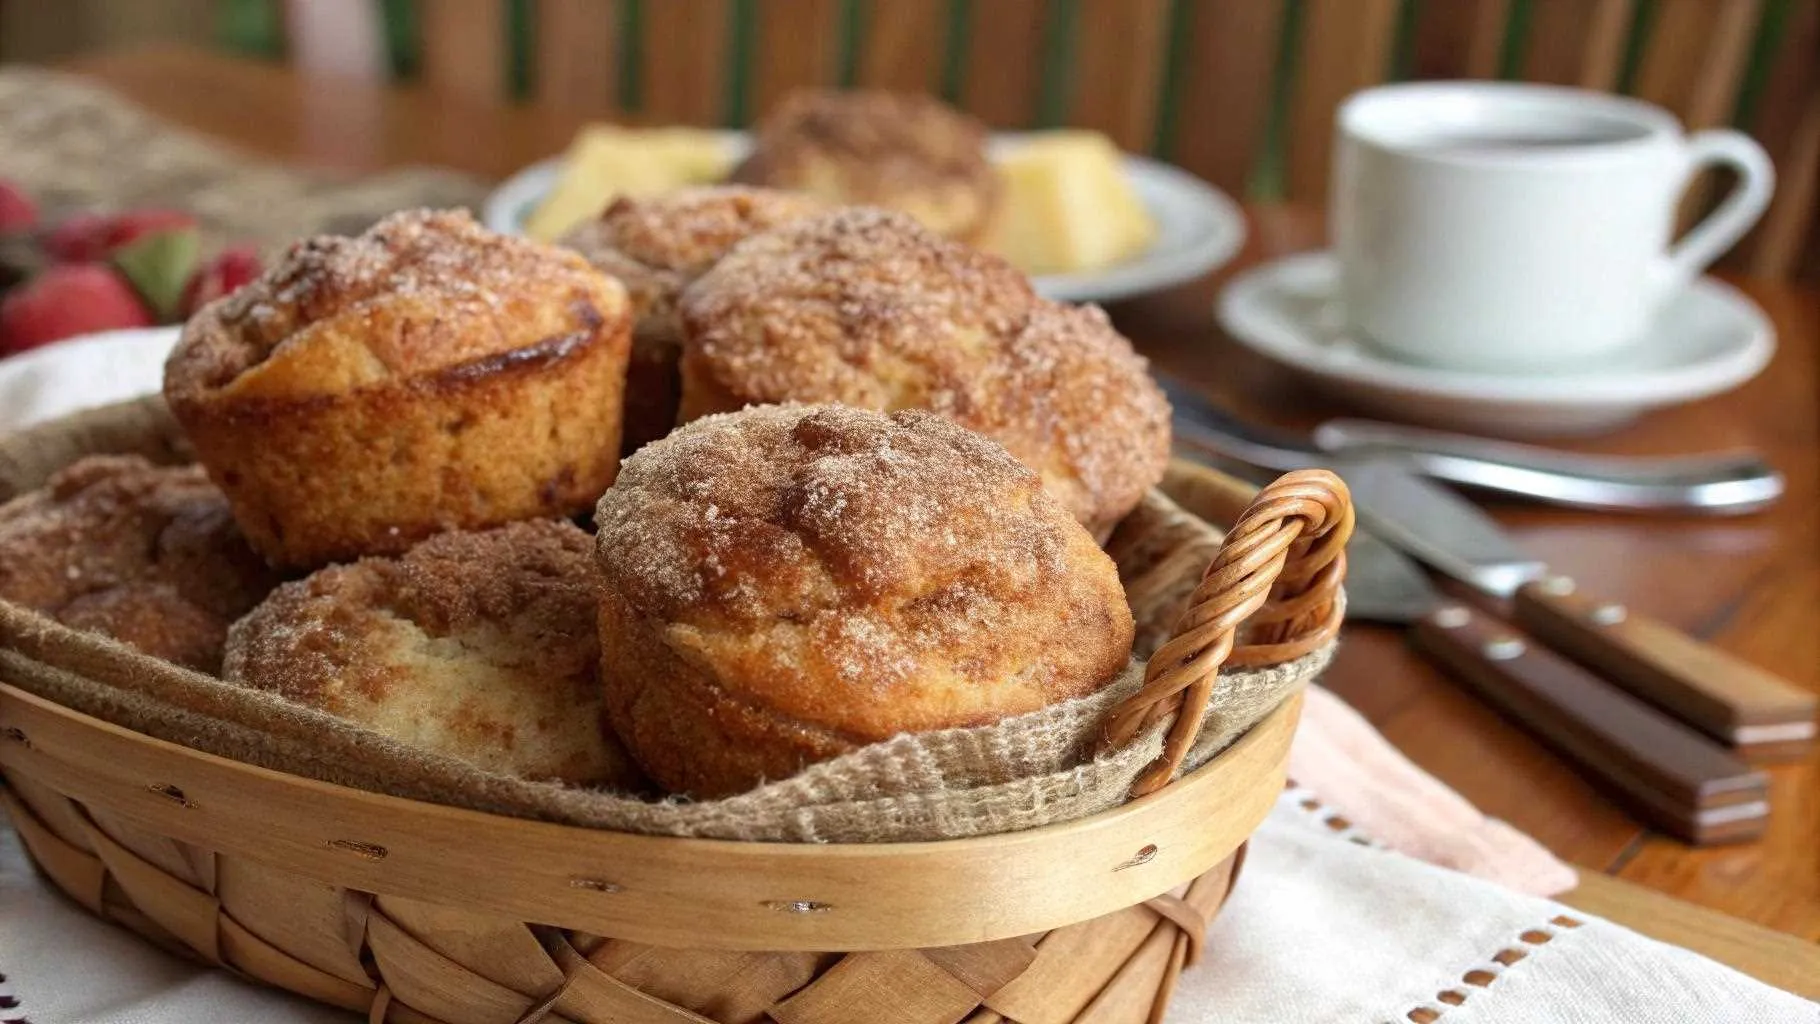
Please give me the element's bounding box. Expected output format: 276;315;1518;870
45;209;197;263
0;263;155;355
180;245;262;317
0;180;35;231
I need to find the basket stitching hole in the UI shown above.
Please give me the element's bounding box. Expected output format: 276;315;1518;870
1551;914;1582;928
1462;969;1498;987
1115;844;1159;871
1438;990;1467;1006
147;783;193;808
327;839;388;861
1407;1008;1441;1023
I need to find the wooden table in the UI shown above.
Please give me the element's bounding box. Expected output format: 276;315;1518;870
46;46;1820;994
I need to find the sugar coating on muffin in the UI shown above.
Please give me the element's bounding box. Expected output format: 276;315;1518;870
730;90;998;243
678;207;1171;538
0;455;280;672
225;519;640;788
594;403;1136;797
559;186;827;453
164;209;633;568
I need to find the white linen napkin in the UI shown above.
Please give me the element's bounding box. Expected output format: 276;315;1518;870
0;335;1812;1022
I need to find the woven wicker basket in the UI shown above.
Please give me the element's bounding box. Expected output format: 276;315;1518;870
0;402;1351;1024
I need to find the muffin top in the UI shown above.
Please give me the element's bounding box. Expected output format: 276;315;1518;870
594;404;1135;740
0;455;280;671
730;90;996;240
559;186;827;347
678;208;1171;536
225;519;640;787
165;208;629;403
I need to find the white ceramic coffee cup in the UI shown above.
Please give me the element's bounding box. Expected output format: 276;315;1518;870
1333;82;1774;371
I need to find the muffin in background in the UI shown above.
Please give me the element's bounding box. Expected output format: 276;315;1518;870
560;186;826;453
678;207;1171;539
730;89;998;244
163;209;632;569
226;519;642;789
0;455;281;673
593;403;1136;797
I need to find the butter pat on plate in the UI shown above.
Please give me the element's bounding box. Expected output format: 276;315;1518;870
985;131;1158;275
524;126;735;241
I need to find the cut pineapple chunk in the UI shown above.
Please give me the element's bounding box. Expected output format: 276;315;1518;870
985;131;1156;275
524;126;734;241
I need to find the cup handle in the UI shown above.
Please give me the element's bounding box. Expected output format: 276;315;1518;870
1655;129;1775;299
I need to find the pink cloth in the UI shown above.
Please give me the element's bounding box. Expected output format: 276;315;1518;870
1289;685;1579;896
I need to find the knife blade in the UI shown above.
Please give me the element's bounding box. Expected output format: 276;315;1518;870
1343;522;1769;845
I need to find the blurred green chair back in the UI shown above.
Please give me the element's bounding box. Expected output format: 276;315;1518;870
228;0;1818;281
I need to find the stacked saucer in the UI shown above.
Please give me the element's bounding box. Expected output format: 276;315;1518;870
1217;253;1774;438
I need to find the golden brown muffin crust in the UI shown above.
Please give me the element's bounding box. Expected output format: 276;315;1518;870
677;208;1171;537
730;90;998;242
163;209;634;567
167;208;626;400
225;520;641;788
560;187;828;453
0;456;281;671
594;404;1135;796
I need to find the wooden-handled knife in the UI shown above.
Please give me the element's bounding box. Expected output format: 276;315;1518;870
1335;459;1816;763
1343;518;1769;845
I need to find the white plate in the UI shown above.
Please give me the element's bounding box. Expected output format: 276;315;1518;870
482;131;1247;305
0;327;180;433
1216;252;1775;438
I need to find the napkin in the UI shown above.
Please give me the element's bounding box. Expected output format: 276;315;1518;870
0;336;1811;1022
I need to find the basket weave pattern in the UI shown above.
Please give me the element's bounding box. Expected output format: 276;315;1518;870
0;399;1350;1024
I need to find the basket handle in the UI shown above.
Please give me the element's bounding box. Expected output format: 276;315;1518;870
1102;469;1353;797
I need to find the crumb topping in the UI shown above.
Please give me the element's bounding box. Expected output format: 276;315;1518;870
165;208;627;400
678;208;1170;532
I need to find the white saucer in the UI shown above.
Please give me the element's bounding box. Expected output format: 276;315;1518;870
483;131;1246;305
1216;252;1775;438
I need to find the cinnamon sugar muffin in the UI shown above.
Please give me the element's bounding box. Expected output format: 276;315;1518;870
677;207;1171;538
593;404;1135;797
559;186;826;453
0;456;281;672
730;90;998;243
225;520;641;788
164;209;633;568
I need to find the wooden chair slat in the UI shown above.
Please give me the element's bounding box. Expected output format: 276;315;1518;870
417;0;507;102
1067;0;1173;152
854;0;949;94
1285;0;1400;202
639;0;732;125
1167;0;1287;196
959;0;1049;128
1519;0;1635;90
1632;0;1765;232
1631;0;1765;130
749;0;845;120
1739;0;1820;280
534;0;622;114
1408;0;1513;80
